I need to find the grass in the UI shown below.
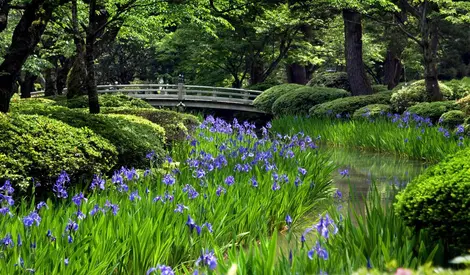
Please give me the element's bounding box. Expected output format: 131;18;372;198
272;114;468;162
0;116;451;274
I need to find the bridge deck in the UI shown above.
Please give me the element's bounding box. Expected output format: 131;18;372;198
32;84;265;113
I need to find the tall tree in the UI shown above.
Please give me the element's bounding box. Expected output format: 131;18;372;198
0;0;58;113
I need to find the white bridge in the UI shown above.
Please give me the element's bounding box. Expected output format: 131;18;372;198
33;83;265;113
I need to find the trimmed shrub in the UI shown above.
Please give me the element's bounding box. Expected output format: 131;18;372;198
457;94;470;115
307;72;350;91
13;104;166;169
253;84;303;113
390;80;453;112
406;101;460;123
395;147;470;254
444;77;470;100
439;110;465;129
245;82;279;91
0;113;117;191
271;86;350;116
53;93;153;109
310;92;392;117
352;104;392;119
371;85;389;94
100;107;200;143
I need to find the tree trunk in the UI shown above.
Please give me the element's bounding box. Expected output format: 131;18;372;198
44;68;57;96
85;0;100;114
20;73;37;98
57;57;74;95
0;0;53;113
286;63;307;84
383;49;403;90
342;9;373;96
249;55;264;85
423;23;442;101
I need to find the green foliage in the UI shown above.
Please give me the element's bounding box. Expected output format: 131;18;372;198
53;93;153;109
390;80;454;112
100;107;200;143
395;146;470;255
444;77;470;100
406;101;461;123
372;84;389;93
271;86;350;116
307;72;350;91
457;94;470;115
310;92;392;117
253;84;303;113
245;82;279;91
353;104;392;119
0;113;117;191
13;104;166;169
439;110;466;129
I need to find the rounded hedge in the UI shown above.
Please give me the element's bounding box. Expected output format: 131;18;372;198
371;85;389;94
439;110;466;129
53;93;153;109
395;147;470;254
390;80;453;112
444;77;470;100
309;92;392;118
0;113;117;191
245;82;279;91
457;94;470;115
271;86;350;116
352;104;392;119
100;107;200;143
253;84;304;113
13;104;166;169
406;101;460;123
307;72;350;91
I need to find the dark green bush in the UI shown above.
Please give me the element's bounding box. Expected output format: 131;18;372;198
390;80;453;112
245;82;279;91
444;77;470;100
0;113;117;191
406;101;461;123
395;147;470;254
439;110;466;129
271;86;350;116
100;107;200;143
53;93;153;109
253;84;303;113
307;72;350;91
372;85;389;93
309;92;392;117
352;104;392;119
13;104;166;169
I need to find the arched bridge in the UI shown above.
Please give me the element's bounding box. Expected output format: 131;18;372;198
34;84;265;113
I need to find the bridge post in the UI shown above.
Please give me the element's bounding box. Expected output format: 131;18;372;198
177;82;184;101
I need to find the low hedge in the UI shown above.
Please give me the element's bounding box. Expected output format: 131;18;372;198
271;86;350;116
457;94;470;115
52;93;153;109
0;113;117;191
406;101;460;123
13;104;166;169
395;147;470;254
253;84;303;113
390;80;453;112
307;72;350;91
309;92;392;117
372;85;389;94
100;107;200;143
439;110;466;129
352;104;392;119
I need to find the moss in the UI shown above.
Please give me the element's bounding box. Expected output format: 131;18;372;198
271;86;350;116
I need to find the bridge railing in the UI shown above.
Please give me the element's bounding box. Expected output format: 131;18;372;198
31;83;263;105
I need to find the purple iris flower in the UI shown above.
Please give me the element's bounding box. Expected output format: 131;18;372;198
195;250;217;270
36;201;48;210
0;180;14;195
286;215;293;226
66;219;79;232
90;175;106;190
0;233;14;248
216;186;226;196
72;192;87;206
22;211;41;227
339;169;349;177
129;191;141;202
224;176;235;186
162;174;176;185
